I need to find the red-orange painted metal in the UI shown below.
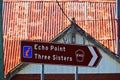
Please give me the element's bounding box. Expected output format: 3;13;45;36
3;1;117;75
3;0;116;2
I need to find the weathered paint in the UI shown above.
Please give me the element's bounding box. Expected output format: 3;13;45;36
116;0;120;56
18;31;120;74
3;0;116;2
2;1;118;76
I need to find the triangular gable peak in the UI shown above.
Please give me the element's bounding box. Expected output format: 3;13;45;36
52;21;120;62
6;22;120;80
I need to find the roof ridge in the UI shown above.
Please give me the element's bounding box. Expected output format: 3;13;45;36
6;18;120;80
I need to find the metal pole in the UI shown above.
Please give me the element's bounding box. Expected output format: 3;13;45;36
0;0;4;80
74;27;85;80
71;18;78;80
71;29;78;80
41;64;44;80
75;66;78;80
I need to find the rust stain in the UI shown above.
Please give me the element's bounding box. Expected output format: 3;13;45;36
3;0;116;2
3;0;117;75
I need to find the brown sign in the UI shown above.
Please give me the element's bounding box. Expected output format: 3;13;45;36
21;41;101;67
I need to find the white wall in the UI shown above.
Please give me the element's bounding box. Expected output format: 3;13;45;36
18;31;120;74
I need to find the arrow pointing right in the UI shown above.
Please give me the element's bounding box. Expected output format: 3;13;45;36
88;46;98;67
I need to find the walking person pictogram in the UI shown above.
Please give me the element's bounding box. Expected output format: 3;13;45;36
23;46;32;58
25;48;30;57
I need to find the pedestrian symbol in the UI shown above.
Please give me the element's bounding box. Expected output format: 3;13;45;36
23;46;32;58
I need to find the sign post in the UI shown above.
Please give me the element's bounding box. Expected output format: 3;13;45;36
41;64;44;80
21;41;101;67
70;23;78;80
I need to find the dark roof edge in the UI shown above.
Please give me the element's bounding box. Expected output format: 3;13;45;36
6;63;28;80
6;24;73;79
50;24;72;42
73;23;120;64
51;22;120;63
6;22;120;79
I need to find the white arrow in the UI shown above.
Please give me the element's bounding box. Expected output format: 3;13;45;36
88;46;98;66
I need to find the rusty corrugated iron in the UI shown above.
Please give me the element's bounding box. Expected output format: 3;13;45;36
3;0;116;2
3;1;117;75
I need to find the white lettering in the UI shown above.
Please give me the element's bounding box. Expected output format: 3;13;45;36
34;53;51;60
34;44;38;50
50;45;66;52
52;55;72;62
34;53;38;59
34;44;49;51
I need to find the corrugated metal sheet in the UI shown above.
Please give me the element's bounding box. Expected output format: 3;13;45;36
3;0;116;2
3;1;117;75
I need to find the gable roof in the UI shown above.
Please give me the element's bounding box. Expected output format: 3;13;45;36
6;21;120;80
51;22;120;63
3;1;117;77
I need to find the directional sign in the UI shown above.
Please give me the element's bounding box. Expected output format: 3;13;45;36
21;41;101;67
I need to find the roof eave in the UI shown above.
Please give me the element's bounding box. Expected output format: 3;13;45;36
6;22;120;80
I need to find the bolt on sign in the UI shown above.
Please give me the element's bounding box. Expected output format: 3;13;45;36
21;41;101;67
